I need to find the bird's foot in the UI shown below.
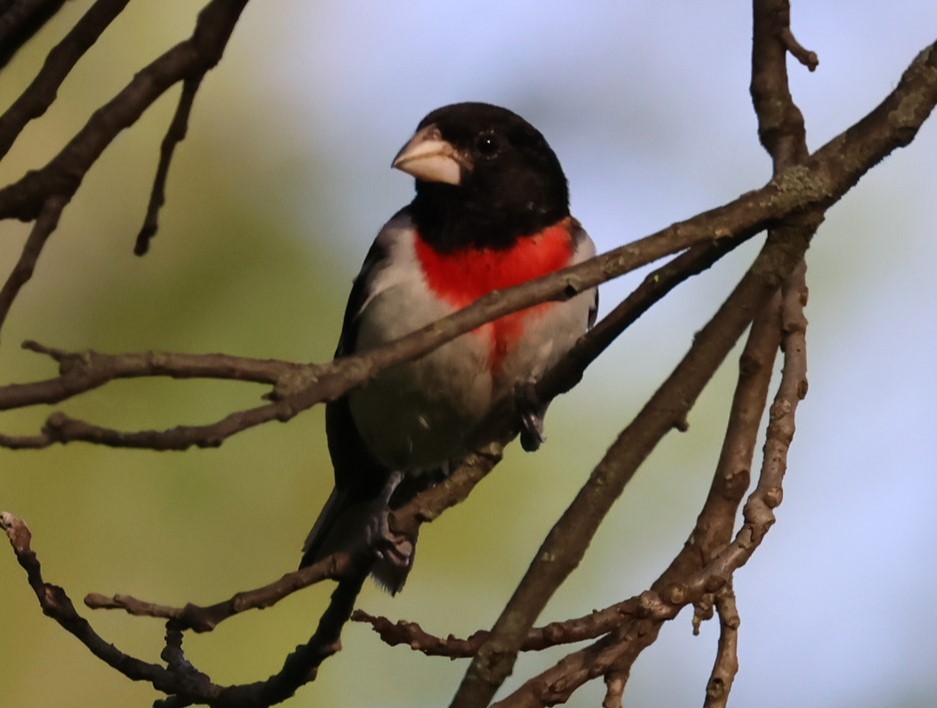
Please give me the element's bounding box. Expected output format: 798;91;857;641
514;379;547;452
366;471;416;591
368;509;415;569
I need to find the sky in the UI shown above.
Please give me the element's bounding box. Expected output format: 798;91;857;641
1;2;936;707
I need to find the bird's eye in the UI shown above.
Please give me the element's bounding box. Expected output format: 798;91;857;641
475;131;502;158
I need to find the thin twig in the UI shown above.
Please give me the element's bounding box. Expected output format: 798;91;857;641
86;552;358;632
2;508;380;706
602;665;629;708
0;341;309;411
353;593;643;658
135;74;203;255
779;27;818;71
704;585;741;708
203;573;369;707
0;0;249;223
0;511;218;696
0;0;131;158
0;195;66;338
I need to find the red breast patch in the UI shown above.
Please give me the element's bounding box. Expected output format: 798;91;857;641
414;218;574;370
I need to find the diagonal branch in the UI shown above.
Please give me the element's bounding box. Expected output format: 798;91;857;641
0;0;249;222
86;552;359;632
450;3;832;676
0;511;220;697
664;290;783;584
0;0;67;69
134;72;202;255
391;235;750;539
201;573;369;708
491;274;810;706
451;213;820;708
2;508;380;707
0;0;249;343
0;0;131;158
704;584;741;708
0;195;66;336
358;289;784;663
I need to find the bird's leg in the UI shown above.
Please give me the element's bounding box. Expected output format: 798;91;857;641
514;378;548;452
368;470;415;569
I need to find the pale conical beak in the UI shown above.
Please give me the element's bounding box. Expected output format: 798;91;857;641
391;124;464;186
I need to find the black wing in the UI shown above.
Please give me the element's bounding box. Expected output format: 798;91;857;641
300;210;406;567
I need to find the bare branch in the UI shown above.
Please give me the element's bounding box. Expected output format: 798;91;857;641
492;311;810;707
86;552;359;632
353;594;643;659
780;27;818;71
0;0;67;69
602;666;629;708
0;0;131;158
751;0;810;167
0;196;66;336
0;340;307;410
451;213;819;708
664;291;783;585
192;573;369;707
0;0;248;345
2;508;380;706
0;217;752;450
135;72;202;255
0;0;248;222
451;2;832;680
0;511;219;697
704;585;741;708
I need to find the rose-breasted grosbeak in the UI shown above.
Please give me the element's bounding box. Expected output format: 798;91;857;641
300;102;597;592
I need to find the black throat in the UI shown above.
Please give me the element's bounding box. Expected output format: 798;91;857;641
409;182;568;253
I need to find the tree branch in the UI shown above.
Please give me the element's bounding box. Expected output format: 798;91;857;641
0;0;249;346
450;7;828;688
135;73;203;255
0;0;131;158
451;211;820;708
704;584;741;708
2;508;379;707
0;511;221;697
0;0;248;222
1;34;933;450
86;552;359;632
0;195;66;336
201;573;369;708
490;283;809;706
0;0;68;69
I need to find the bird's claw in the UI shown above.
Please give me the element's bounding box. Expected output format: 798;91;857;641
366;470;415;573
369;510;415;569
515;379;547;452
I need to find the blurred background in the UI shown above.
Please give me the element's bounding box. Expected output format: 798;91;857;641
1;2;935;706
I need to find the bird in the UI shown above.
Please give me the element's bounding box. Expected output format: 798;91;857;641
300;102;597;592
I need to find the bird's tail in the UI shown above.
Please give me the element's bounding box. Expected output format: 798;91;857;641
299;479;417;594
299;486;350;569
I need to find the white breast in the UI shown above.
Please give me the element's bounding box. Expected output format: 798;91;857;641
349;225;494;470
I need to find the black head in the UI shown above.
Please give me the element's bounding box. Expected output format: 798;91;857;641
392;102;569;251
